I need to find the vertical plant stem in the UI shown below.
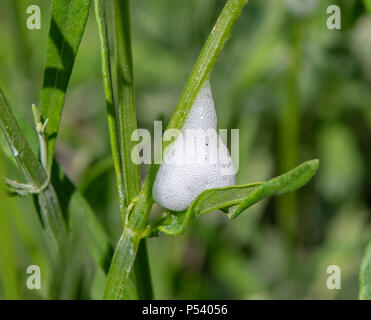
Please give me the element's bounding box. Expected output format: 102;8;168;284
94;0;125;210
104;184;153;299
114;0;140;205
134;240;153;299
277;20;301;242
113;0;152;299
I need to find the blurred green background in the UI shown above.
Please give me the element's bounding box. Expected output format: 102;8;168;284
0;0;371;299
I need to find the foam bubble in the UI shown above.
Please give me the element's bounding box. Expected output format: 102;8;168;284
152;81;236;211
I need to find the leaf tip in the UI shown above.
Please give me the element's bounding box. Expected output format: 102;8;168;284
307;158;320;174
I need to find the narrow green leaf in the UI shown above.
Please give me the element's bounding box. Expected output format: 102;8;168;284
229;159;319;218
100;0;152;300
0;91;113;275
40;0;91;172
113;0;141;205
94;0;125;209
158;160;318;236
159;183;262;236
360;241;371;300
0;89;47;188
51;164;114;274
0;90;113;273
37;185;68;263
103;227;140;300
0;88;67;262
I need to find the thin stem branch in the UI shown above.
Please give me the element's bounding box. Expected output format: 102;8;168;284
95;0;153;299
0;88;67;263
114;0;153;300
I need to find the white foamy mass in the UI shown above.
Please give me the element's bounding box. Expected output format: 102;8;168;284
152;81;236;211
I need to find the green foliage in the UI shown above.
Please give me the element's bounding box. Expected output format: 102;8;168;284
360;242;371;299
103;0;250;300
40;0;91;172
229;159;319;218
0;89;67;263
94;0;124;209
158;160;318;236
0;0;369;300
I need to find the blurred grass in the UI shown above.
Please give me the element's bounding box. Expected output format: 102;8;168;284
0;0;370;299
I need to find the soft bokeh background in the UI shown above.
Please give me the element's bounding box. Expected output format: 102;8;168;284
0;0;371;299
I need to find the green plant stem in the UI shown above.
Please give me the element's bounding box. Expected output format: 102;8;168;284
360;240;371;299
134;239;153;299
0;88;114;278
277;20;301;243
108;0;153;299
103;0;248;300
0;89;67;263
104;187;153;299
94;0;125;210
114;0;141;206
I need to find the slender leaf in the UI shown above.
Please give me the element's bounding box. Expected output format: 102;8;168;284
101;0;153;300
0;88;112;275
40;0;91;172
229;159;319;218
51;164;114;273
158;160;319;236
114;0;141;205
360;241;371;299
159;183;262;236
0;88;67;262
94;0;125;209
103;226;140;299
0;89;47;188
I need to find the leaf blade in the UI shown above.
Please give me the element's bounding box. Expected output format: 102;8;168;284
229;159;319;218
40;0;91;172
113;0;141;205
0;88;112;274
0;88;67;262
94;0;125;209
158;160;319;236
360;241;371;299
158;183;261;236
